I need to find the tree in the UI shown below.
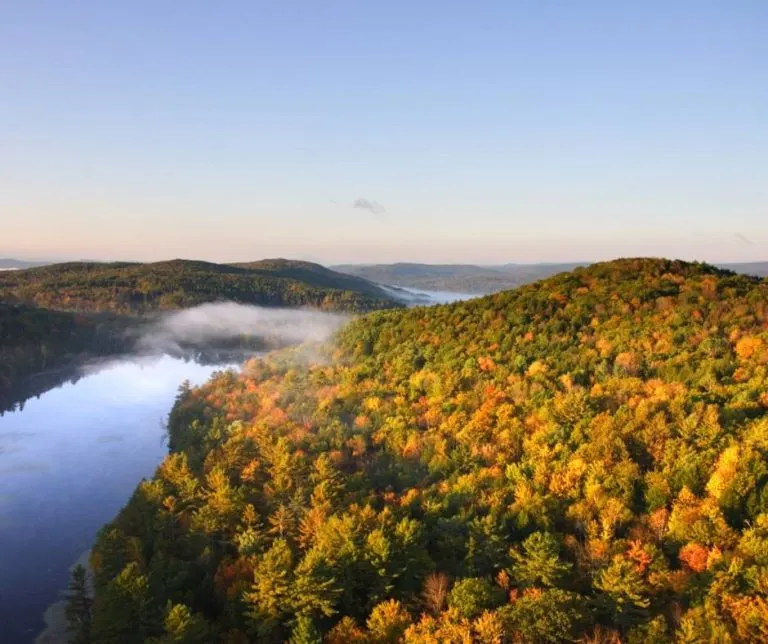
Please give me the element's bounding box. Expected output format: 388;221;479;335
366;599;413;643
422;572;450;615
91;562;156;644
509;531;571;587
326;616;365;644
594;556;650;631
151;603;210;643
498;588;587;644
64;564;92;644
244;538;294;638
288;615;322;644
448;577;505;620
291;548;340;619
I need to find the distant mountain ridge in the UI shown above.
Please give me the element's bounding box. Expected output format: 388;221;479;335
0;258;51;270
720;261;768;277
334;260;768;293
332;262;587;292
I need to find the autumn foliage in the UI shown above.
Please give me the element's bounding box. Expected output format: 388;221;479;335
87;259;768;642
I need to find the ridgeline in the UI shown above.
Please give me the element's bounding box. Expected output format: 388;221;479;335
0;258;400;315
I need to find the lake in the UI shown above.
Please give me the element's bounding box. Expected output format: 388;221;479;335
0;356;239;643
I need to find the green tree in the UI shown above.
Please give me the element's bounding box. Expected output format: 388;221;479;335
509;531;571;587
289;615;323;644
91;562;156;644
64;564;91;644
150;602;210;643
594;556;650;631
447;577;505;619
291;548;340;618
244;538;294;638
498;588;587;644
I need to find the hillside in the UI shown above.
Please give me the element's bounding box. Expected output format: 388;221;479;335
230;259;390;300
334;261;768;294
0;303;130;410
82;258;768;642
0;259;400;315
0;258;50;270
332;262;586;293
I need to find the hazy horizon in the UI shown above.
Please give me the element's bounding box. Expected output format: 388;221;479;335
1;250;767;268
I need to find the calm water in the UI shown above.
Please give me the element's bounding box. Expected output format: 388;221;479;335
398;286;480;304
0;356;237;643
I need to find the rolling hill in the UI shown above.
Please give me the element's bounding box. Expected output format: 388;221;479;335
87;258;768;642
0;258;50;270
332;262;586;293
0;258;400;315
334;260;768;294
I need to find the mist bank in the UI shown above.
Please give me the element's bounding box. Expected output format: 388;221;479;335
1;303;350;414
380;285;480;306
136;302;349;355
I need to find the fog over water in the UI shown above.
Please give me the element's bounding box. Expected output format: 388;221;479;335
137;302;350;354
381;285;481;306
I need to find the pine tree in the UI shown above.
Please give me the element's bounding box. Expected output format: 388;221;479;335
64;564;92;644
156;602;210;643
289;615;323;644
509;531;571;587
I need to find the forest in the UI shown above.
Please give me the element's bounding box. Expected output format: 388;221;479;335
0;302;133;411
0;259;399;315
70;258;768;642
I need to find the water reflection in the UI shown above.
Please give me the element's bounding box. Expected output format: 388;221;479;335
0;349;253;416
0;355;238;643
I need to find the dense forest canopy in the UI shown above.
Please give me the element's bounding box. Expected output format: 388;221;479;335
82;258;768;642
0;259;399;315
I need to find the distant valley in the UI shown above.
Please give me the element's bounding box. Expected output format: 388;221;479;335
334;260;768;292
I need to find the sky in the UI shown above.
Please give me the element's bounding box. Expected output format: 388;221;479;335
2;1;767;264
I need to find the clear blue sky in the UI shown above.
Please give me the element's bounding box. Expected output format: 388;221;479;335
2;1;766;263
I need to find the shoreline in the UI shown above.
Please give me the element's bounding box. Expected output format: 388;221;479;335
35;549;92;644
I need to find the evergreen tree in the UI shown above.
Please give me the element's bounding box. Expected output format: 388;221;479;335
509;531;571;587
64;564;91;644
289;615;323;644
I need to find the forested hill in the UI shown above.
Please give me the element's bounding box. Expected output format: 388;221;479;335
332;262;584;293
229;259;393;299
0;258;50;270
333;260;768;294
0;303;130;410
0;259;399;315
86;258;768;643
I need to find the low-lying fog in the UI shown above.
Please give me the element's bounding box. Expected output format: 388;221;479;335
382;285;480;306
137;302;350;355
